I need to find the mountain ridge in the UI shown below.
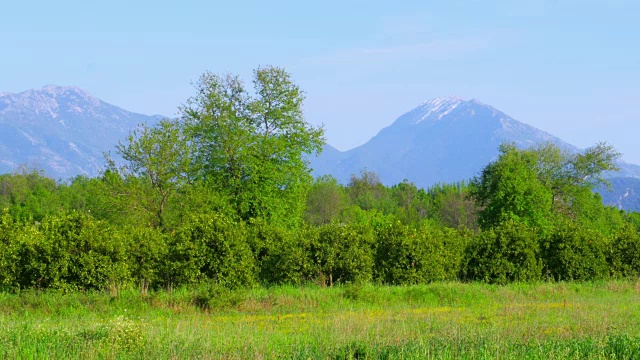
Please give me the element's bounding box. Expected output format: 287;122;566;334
310;96;640;210
0;87;638;210
0;85;163;179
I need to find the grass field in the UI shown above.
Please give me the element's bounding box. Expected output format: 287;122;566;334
1;281;640;359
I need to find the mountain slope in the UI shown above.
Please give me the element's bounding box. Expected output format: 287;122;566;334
310;97;640;209
311;97;573;186
0;86;162;179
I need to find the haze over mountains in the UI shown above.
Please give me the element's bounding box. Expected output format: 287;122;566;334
310;96;640;186
308;97;640;211
0;86;162;179
0;86;638;211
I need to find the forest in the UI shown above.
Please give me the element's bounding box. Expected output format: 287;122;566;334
0;67;639;294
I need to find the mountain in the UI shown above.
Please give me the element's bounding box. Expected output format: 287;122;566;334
310;96;640;209
597;177;640;212
0;86;162;179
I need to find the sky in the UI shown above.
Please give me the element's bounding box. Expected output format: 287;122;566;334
2;0;639;163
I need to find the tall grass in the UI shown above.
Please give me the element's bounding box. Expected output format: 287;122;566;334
1;281;640;359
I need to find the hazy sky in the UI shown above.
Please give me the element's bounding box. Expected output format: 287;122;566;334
2;0;639;163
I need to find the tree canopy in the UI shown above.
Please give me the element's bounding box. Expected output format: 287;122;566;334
469;142;621;230
180;66;325;228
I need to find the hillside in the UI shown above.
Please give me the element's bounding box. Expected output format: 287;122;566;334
310;96;640;209
0;86;162;179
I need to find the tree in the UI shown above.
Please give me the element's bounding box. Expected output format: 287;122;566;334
304;175;348;225
469;143;553;229
389;180;429;225
469;142;620;230
107;119;191;228
427;182;478;230
346;170;391;211
181;66;324;228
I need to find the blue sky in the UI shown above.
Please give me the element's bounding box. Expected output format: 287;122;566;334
2;0;639;163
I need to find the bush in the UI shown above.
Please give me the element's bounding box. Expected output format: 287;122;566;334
252;222;317;285
375;220;469;285
192;281;247;310
462;220;542;284
607;224;640;278
166;213;256;289
542;220;609;281
0;210;20;290
311;223;375;285
10;212;131;291
122;226;168;292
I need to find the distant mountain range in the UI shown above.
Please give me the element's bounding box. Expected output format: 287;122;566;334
309;97;640;211
0;87;638;211
0;86;162;179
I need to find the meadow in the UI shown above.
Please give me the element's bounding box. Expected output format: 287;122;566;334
2;281;640;359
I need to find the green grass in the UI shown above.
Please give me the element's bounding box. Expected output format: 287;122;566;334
1;281;640;359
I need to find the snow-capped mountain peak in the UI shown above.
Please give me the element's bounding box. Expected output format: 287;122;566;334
413;96;465;124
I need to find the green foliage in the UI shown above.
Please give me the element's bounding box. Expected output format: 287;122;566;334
247;219;310;285
182;67;324;228
108;119;192;229
166;213;256;289
0;209;20;290
470;143;553;229
123;226;168;291
11;213;130;291
304;175;348;225
470;142;621;231
426;181;478;230
374;220;468;284
346;170;393;212
388;180;430;226
542;220;610;281
462;220;543;284
0;168;63;222
312;223;375;285
192;281;248;310
607;224;640;278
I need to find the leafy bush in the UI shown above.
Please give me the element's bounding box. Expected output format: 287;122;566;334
166;213;256;289
375;220;469;284
462;220;542;284
9;213;131;291
252;222;317;285
0;210;21;290
542;220;609;281
312;223;375;285
122;226;168;291
607;224;640;278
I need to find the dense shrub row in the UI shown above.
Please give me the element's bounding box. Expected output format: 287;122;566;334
0;209;639;292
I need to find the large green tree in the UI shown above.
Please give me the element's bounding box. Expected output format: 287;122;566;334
181;66;324;227
469;142;620;230
106;119;192;228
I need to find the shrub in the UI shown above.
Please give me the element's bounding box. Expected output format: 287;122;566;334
462;220;542;284
375;220;469;285
542;220;609;281
312;223;375;285
122;226;168;292
11;213;131;291
254;223;317;285
607;224;640;278
0;209;20;290
166;213;256;289
192;281;248;310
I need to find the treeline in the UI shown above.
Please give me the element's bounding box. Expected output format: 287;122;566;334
0;67;639;292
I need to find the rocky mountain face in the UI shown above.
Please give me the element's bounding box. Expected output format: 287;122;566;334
0;86;162;179
310;96;640;209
